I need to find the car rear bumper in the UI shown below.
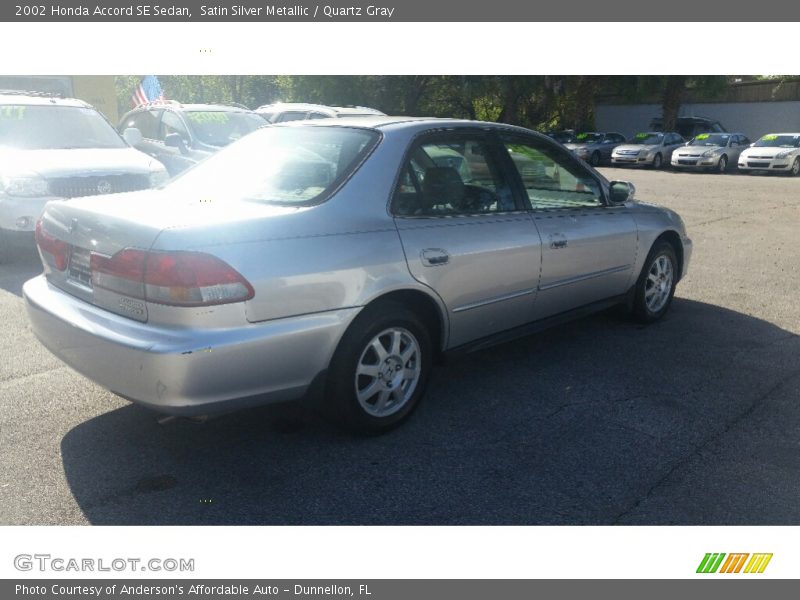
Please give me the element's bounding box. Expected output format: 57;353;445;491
23;275;359;415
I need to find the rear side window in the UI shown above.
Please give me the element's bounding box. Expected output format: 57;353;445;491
392;137;516;217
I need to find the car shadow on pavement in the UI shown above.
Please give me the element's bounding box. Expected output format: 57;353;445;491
59;297;800;525
0;247;42;297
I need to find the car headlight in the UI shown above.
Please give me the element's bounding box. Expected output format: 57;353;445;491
148;168;170;188
775;150;793;159
702;149;719;157
0;174;49;197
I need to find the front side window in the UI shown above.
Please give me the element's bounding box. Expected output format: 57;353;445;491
121;109;160;139
160;111;190;142
0;105;126;150
392;137;515;217
502;137;603;210
166;125;379;205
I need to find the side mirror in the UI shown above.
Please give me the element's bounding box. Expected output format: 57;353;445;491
122;127;143;147
609;180;635;205
164;133;189;154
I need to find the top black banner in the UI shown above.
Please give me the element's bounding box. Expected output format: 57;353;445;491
3;0;799;21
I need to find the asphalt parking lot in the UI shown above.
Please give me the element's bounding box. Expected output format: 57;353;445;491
1;168;799;525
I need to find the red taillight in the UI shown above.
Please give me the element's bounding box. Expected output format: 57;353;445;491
35;219;69;271
91;248;254;307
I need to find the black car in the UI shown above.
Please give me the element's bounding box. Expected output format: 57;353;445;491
649;116;726;140
118;102;266;176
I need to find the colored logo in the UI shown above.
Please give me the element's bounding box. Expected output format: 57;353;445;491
696;553;773;574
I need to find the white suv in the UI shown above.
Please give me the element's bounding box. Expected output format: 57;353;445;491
0;91;168;262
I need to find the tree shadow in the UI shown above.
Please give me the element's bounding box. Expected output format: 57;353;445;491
58;298;800;525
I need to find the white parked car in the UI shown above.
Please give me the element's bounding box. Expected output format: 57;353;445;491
737;133;800;176
0;91;168;262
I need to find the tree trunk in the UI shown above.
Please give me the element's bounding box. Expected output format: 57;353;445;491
662;76;687;132
572;76;597;131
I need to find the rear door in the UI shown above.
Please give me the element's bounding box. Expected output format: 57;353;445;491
499;133;638;319
392;130;542;349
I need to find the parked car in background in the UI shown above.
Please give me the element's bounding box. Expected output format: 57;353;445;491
650;116;726;139
25;117;691;433
118;101;266;176
737;133;800;176
564;132;627;166
0;91;168;263
255;103;386;124
611;132;685;169
671;132;750;173
543;130;576;144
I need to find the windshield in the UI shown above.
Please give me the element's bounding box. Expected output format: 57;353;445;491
0;104;126;150
689;133;730;147
575;133;604;144
629;133;663;145
548;132;576;144
166;126;380;205
184;110;266;147
754;134;800;148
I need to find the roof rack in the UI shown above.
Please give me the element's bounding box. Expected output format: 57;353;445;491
0;89;64;98
133;99;182;109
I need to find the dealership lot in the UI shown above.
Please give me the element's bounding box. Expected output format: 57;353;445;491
0;168;799;525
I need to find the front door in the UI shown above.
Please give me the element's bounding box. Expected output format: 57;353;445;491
499;134;638;319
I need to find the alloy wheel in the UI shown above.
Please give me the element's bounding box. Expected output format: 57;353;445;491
645;254;674;314
354;327;422;418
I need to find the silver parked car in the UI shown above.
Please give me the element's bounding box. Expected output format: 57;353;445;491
255;102;386;124
611;132;685;169
564;132;627;166
24;118;692;433
671;133;750;173
0;91;169;262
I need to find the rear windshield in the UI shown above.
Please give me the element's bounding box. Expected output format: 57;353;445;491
0;104;126;150
166;125;380;205
754;134;800;148
184;110;266;147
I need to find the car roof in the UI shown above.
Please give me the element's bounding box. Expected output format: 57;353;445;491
127;101;254;113
274;116;551;138
0;91;91;108
255;102;385;116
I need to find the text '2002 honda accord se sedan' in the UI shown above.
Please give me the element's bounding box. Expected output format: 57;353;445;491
24;118;692;433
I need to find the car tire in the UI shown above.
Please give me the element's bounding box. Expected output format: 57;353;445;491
325;301;433;434
717;155;728;173
791;158;800;177
632;241;678;323
589;151;601;167
652;153;663;169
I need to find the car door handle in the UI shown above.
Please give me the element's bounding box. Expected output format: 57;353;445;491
421;248;450;266
549;234;568;249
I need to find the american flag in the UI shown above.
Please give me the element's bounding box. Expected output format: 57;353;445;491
131;75;165;107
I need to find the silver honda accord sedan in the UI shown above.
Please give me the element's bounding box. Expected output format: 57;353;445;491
24;117;692;433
